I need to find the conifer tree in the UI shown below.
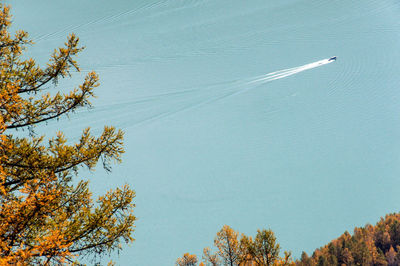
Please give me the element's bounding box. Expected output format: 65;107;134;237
177;225;295;266
202;247;221;266
296;213;400;266
241;229;281;266
0;4;135;265
176;253;198;266
214;225;242;266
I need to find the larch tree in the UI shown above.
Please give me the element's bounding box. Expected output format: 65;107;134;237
202;247;221;266
177;226;295;266
299;252;313;266
0;4;136;265
214;225;242;266
240;229;281;266
176;253;198;266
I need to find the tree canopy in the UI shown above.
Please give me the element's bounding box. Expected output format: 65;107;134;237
296;213;400;266
177;214;400;266
176;253;199;266
0;4;135;265
179;225;294;266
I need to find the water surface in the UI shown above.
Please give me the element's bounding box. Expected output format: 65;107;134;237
9;0;400;264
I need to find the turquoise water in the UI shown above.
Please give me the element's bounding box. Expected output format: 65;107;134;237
9;0;400;264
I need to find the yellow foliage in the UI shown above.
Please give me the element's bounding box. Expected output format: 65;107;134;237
0;4;136;264
176;252;198;266
177;225;294;266
214;225;241;265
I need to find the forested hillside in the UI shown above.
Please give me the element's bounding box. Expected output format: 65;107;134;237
177;213;400;266
297;213;400;266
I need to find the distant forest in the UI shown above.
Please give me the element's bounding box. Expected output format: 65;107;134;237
297;213;400;266
177;213;400;266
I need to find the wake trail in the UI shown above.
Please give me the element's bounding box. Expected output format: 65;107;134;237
248;58;333;85
68;58;335;130
122;58;334;127
98;58;334;114
209;58;335;101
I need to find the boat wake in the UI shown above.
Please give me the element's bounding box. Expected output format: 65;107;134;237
192;58;336;102
62;58;336;132
246;58;334;86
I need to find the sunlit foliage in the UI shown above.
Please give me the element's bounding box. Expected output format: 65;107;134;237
176;253;198;266
182;225;294;266
214;225;242;266
240;229;281;266
0;4;135;265
203;247;221;266
181;214;400;265
296;213;400;266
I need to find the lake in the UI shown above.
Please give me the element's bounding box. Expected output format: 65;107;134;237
9;0;400;264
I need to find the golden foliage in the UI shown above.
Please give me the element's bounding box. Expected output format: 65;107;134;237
176;216;400;265
0;4;135;265
176;253;198;266
181;225;294;266
214;225;241;266
240;229;282;266
203;247;220;266
297;213;400;266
